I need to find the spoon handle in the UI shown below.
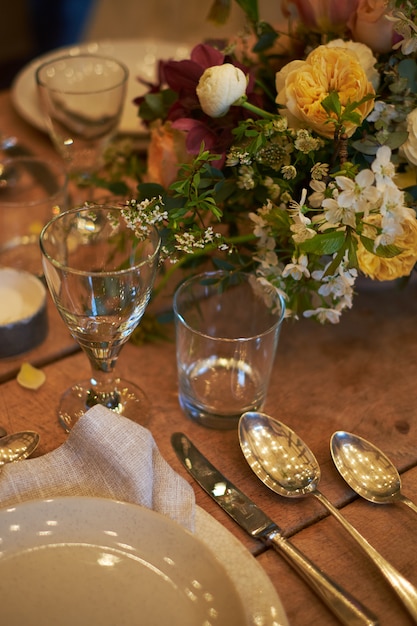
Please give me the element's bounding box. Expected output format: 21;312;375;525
399;493;417;516
315;490;417;623
269;533;379;625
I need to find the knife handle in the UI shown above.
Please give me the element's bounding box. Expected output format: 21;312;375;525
269;531;379;626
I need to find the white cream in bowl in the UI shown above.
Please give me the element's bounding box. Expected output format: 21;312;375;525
0;267;48;357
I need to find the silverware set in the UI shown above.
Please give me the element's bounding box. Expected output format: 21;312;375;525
173;414;417;625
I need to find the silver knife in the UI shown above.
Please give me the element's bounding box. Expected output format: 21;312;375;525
172;432;379;626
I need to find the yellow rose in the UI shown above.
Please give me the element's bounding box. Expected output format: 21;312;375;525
146;121;190;188
276;45;375;138
357;211;417;280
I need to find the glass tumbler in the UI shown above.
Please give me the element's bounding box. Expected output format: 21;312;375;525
173;270;286;429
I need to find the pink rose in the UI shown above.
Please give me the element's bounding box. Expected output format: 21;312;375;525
281;0;359;33
348;0;397;54
230;23;303;70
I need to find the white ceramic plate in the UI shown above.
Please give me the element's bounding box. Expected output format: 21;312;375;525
11;39;191;135
0;497;288;626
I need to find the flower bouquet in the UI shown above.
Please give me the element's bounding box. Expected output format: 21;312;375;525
122;0;417;324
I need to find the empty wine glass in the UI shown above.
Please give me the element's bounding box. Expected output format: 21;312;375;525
35;54;128;200
40;204;161;431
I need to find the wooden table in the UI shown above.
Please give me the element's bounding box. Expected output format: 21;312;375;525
1;89;417;625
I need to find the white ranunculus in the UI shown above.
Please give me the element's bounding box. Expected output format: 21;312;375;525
401;108;417;166
196;64;247;118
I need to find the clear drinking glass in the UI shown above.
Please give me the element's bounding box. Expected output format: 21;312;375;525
0;156;67;276
40;204;161;431
35;54;128;197
173;270;286;429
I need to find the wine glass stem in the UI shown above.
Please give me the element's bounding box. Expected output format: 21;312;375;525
69;171;96;204
86;366;122;411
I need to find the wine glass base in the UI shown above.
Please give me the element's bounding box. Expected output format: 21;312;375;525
58;378;151;433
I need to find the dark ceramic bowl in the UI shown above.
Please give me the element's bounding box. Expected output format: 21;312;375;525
0;267;48;358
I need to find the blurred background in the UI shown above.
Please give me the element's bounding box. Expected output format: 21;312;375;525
0;0;283;89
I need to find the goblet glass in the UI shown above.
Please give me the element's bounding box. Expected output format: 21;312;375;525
35;54;128;199
40;204;161;432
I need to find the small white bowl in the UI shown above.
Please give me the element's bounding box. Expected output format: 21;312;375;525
0;267;48;358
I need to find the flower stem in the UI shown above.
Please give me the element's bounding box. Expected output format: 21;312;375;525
233;96;276;119
153;232;257;296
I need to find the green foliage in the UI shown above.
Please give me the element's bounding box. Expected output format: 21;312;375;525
206;0;232;25
398;58;417;93
321;91;375;136
299;231;346;256
139;90;178;123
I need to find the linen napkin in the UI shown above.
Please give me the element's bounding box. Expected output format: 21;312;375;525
0;405;195;531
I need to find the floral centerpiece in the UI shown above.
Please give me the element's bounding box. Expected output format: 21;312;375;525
121;0;417;324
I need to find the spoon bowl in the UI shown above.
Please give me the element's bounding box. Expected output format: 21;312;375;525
239;411;417;621
330;431;417;513
0;431;40;466
238;411;320;498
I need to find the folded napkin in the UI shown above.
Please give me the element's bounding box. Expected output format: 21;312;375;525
0;405;195;531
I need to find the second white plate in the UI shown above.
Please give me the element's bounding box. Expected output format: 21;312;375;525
0;496;289;625
11;38;191;135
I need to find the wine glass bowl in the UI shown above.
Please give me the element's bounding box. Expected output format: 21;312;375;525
40;204;161;431
35;54;128;187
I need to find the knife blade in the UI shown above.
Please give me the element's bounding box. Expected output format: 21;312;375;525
172;432;379;626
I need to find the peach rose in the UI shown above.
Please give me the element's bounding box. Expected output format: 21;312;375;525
275;44;375;138
348;0;396;54
146;121;190;188
357;211;417;280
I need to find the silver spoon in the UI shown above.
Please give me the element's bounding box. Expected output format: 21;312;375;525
0;431;39;466
239;411;417;623
331;431;417;514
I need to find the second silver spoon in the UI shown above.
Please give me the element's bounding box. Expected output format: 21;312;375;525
331;431;417;515
0;431;40;467
239;411;417;624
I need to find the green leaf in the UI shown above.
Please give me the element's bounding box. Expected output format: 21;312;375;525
234;0;259;23
91;176;130;196
385;131;409;150
139;90;177;122
212;257;236;271
252;23;278;52
321;92;342;117
351;137;380;156
298;231;345;255
359;235;402;258
398;58;417;93
358;235;376;254
375;243;403;258
105;180;130;196
136;182;165;200
341;110;361;126
206;0;231;24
